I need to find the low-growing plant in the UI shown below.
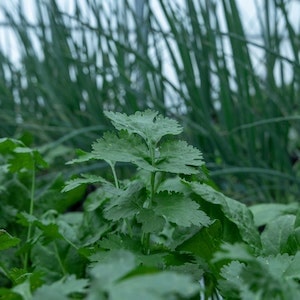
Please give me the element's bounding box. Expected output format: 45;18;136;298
1;110;300;299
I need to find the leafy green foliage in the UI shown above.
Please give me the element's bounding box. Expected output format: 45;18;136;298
104;110;183;145
0;230;20;251
1;110;300;299
1;0;299;204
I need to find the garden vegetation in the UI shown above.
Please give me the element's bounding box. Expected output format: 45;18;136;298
0;0;300;299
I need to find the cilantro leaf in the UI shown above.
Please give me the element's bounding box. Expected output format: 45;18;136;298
190;182;261;249
157;140;204;174
153;192;210;227
110;271;199;300
104;110;183;145
0;138;47;172
0;229;20;251
103;181;145;221
88;249;199;300
91;131;155;171
33;275;88;300
261;214;295;255
89;249;137;287
62;174;108;192
136;208;165;233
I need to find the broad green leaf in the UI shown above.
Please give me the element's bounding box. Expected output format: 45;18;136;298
96;234;141;253
241;254;300;299
0;138;47;172
18;212;76;245
218;261;250;299
136;208;165;233
84;188;109;211
103;181;145;221
157;140;204;174
212;243;254;263
84;181;119;212
284;251;300;279
92;131;155;171
12;280;32;300
257;254;293;280
8;269;44;288
0;138;24;153
0;288;22;300
153;192;211;227
13;147;48;170
261;214;296;255
190;182;261;249
219;254;300;300
109;271;199;300
177;220;222;260
89;250;137;287
33;275;88;300
250;203;298;227
0;229;20;251
88;250;198;300
157;176;191;194
104;110;183;145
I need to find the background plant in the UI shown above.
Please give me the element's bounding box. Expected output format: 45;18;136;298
1;111;300;299
0;0;299;203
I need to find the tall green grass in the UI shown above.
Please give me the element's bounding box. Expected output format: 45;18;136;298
0;0;299;203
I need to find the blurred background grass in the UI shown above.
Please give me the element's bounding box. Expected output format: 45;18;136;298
0;0;299;203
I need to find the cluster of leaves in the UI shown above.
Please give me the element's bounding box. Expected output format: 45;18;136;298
1;110;300;299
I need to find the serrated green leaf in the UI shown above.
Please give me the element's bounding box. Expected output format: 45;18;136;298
157;177;190;194
218;261;248;299
157;140;204;174
0;229;20;251
33;275;88;300
153;192;210;227
62;174;108;192
103;181;145;221
261;214;296;255
89;250;137;287
257;254;293;279
190;182;261;249
88;250;198;300
284;251;300;279
250;203;298;227
66;152;96;165
0;138;24;153
104;110;182;145
241;254;300;299
96;234;141;253
92;131;155;171
219;254;300;300
18;212;63;244
13;147;48;170
0;140;47;172
212;243;255;263
136;209;165;233
177;220;222;260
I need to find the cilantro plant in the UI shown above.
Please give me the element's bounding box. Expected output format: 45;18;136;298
1;110;300;299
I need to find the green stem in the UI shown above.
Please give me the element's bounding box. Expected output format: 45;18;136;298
53;241;67;276
0;262;10;280
109;161;119;189
142;142;157;254
24;165;35;271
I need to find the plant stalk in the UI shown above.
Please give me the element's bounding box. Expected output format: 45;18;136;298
24;165;35;270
